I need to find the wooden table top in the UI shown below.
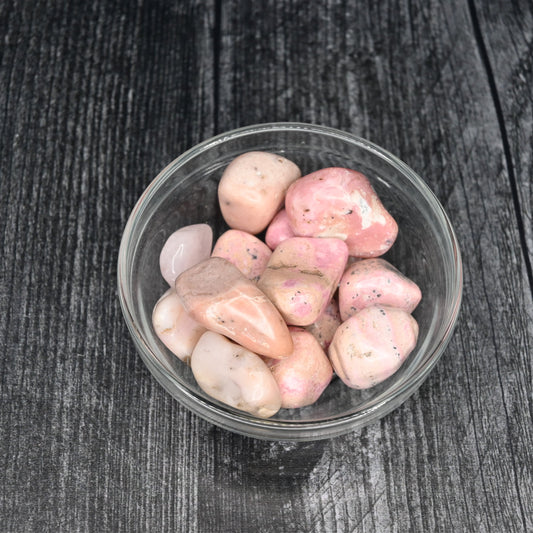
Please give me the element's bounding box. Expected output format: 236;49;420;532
1;1;532;531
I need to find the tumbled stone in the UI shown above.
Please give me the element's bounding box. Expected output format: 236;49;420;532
265;209;296;250
285;167;398;257
328;305;419;389
191;331;282;418
305;298;342;350
263;327;333;409
175;257;293;358
257;237;348;326
159;223;213;286
152;288;206;364
338;258;422;321
218;151;301;234
211;229;272;282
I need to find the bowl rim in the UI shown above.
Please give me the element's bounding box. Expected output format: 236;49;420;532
117;121;463;440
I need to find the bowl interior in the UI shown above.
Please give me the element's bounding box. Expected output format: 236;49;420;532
118;123;461;436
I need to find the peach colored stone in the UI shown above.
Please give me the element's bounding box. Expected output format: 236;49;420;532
218;151;301;234
211;229;272;282
175;257;293;358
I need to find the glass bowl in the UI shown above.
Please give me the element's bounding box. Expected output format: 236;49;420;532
117;122;462;441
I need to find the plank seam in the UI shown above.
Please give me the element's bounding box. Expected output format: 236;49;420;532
467;2;531;532
467;0;533;302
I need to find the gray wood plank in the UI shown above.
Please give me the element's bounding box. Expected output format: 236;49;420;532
472;0;533;271
0;1;215;531
469;1;533;529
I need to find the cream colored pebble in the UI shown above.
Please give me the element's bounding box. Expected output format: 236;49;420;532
218;151;301;234
191;331;282;418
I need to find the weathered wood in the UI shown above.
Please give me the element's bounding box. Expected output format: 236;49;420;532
0;1;215;531
1;0;532;532
472;0;533;269
469;1;533;529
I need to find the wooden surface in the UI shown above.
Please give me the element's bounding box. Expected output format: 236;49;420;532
1;0;532;531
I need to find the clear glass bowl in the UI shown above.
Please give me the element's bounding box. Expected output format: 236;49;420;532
117;122;463;441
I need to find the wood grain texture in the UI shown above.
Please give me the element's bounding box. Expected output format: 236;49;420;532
1;1;215;531
1;0;532;532
472;0;533;271
470;1;533;528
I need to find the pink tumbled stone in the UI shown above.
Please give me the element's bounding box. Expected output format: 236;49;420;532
328;305;419;389
152;288;206;364
211;229;272;282
305;298;342;350
265;209;296;250
257;237;348;326
285;167;398;257
159;223;213;286
175;257;293;358
338;258;422;321
263;327;333;409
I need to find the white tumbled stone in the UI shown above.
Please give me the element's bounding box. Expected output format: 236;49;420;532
159;223;213;286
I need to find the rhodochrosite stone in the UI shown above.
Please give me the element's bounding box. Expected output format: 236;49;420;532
175;257;293;358
152;288;206;364
338;258;422;321
218;151;301;234
257;237;348;326
265;209;296;250
285;167;398;257
191;331;282;418
305;298;342;350
211;229;272;282
328;305;419;389
263;327;333;409
159;223;213;286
